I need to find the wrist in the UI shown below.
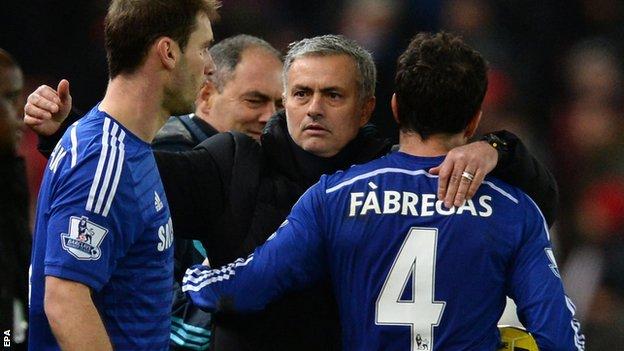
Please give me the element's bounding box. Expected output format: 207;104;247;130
481;133;509;165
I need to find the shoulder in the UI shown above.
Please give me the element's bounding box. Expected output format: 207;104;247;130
480;176;548;230
153;116;195;151
52;110;148;217
321;155;395;194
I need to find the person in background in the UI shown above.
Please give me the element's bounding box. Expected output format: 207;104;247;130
0;48;30;349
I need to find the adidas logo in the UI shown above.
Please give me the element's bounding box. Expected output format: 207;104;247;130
154;191;164;212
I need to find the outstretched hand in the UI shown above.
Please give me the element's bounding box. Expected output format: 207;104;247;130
430;140;498;208
24;79;73;136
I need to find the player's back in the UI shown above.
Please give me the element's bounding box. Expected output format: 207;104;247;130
321;151;579;350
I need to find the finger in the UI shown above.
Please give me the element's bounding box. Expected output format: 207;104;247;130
453;169;476;207
429;165;440;175
24;103;53;121
435;161;455;202
465;169;486;200
35;85;61;105
444;166;465;208
57;79;71;103
23;115;43;126
27;92;59;113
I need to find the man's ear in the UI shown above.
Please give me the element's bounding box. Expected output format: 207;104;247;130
155;37;178;70
391;93;400;125
465;109;483;139
359;96;376;126
195;81;218;115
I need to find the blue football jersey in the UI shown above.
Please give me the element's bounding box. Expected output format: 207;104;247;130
29;105;174;350
183;151;584;350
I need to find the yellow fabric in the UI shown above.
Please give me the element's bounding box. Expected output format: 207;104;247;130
498;326;539;351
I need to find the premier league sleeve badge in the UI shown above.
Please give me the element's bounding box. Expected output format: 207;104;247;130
61;216;108;260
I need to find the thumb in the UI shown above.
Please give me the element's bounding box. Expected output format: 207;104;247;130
57;79;71;103
429;166;440;175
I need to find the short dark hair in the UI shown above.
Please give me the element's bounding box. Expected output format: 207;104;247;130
105;0;220;78
394;32;488;138
209;35;282;92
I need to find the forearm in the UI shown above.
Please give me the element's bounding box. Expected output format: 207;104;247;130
45;277;112;351
182;256;269;313
487;130;559;227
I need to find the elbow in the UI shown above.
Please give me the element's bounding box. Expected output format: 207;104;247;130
44;280;67;328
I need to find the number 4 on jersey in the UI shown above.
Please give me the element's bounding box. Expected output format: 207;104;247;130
376;227;446;350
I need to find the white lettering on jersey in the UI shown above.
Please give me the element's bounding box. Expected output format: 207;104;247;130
348;191;494;218
157;217;174;251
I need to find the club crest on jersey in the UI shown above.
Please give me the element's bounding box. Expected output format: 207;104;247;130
61;216;108;260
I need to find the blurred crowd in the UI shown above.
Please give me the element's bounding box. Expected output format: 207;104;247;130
1;0;623;348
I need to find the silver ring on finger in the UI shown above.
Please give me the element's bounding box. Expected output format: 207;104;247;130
461;171;475;182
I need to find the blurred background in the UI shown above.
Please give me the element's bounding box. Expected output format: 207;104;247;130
1;0;623;347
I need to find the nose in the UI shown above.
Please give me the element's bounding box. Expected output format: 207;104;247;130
306;93;324;120
204;51;216;79
258;102;277;124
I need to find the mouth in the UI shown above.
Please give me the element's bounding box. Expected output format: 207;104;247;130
303;123;330;135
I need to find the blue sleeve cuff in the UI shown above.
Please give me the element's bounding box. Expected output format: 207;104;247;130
44;264;107;291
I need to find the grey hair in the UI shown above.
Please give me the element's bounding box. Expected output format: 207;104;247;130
283;34;376;101
209;34;282;91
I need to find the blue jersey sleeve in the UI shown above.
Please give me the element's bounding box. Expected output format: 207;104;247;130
43;150;142;291
182;180;328;313
506;196;585;350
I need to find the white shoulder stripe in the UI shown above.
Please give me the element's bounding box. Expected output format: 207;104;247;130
523;193;551;241
326;168;434;193
102;130;126;217
94;122;120;214
86;118;111;212
483;181;518;204
85;118;126;217
50;148;67;173
325;167;519;204
70;123;78;168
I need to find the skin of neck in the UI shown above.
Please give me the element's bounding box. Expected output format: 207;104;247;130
398;131;470;156
99;48;172;143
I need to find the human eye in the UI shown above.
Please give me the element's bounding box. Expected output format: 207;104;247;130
329;92;342;99
293;90;307;98
244;99;264;108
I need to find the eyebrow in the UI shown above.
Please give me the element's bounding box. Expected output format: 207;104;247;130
242;91;271;101
290;84;344;93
